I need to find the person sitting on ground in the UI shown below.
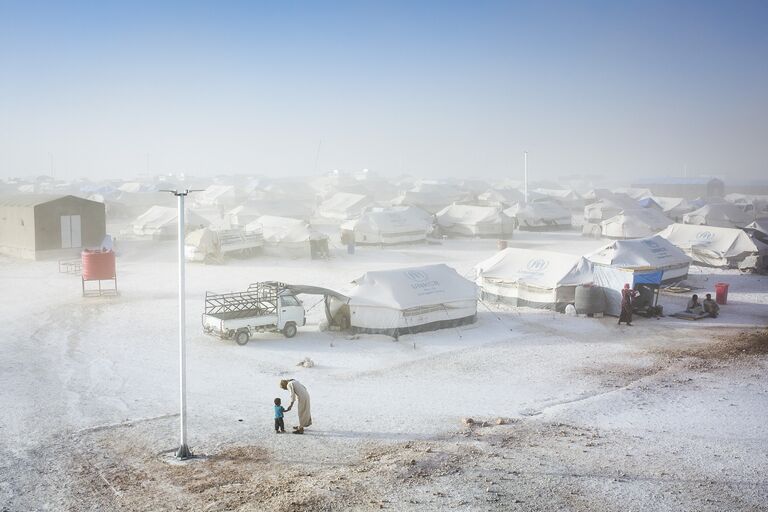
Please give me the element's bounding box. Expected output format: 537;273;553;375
686;294;703;314
274;398;287;434
702;293;720;318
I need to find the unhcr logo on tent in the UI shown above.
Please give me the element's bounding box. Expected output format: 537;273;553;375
526;259;549;272
696;231;714;241
405;270;428;282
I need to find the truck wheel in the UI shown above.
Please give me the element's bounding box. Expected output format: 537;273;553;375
283;323;297;338
235;330;249;345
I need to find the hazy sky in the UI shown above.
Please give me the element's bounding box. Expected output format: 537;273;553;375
1;1;766;181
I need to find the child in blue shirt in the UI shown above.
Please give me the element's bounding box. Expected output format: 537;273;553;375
274;398;287;433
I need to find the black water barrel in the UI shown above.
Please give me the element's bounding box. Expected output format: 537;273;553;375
575;284;605;315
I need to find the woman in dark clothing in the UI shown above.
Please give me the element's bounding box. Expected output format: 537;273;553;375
618;283;638;326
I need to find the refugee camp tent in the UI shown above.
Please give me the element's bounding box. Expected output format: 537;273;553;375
435;204;514;238
505;201;572;231
582;196;640;236
341;207;432;246
342;264;478;336
657;223;766;269
225;200;313;227
587;236;692;316
600;209;673;239
475;248;593;311
316;192;373;221
132;206;210;239
246;215;329;259
682;203;753;229
477;188;525;207
725;194;768;217
533;188;583;209
612;187;653;200
194;185;239;209
392;182;468;213
650;196;693;221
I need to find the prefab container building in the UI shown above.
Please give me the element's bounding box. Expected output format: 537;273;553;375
0;194;106;259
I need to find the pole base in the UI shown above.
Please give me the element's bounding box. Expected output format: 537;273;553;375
175;444;193;460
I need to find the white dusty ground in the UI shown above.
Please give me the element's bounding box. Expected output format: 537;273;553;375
1;231;767;511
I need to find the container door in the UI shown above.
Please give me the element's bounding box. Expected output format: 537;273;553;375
61;216;72;248
71;215;82;247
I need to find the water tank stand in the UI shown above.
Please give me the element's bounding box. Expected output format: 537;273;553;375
82;275;118;297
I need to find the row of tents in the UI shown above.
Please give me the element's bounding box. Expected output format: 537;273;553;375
321;234;703;336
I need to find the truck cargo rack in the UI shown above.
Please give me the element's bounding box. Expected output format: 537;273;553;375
204;281;286;320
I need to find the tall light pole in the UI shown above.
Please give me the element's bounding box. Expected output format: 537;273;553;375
523;151;528;204
162;188;197;459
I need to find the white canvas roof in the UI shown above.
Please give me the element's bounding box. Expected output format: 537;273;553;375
746;219;768;235
475;249;592;289
353;207;431;234
587;235;691;271
348;264;477;310
196;185;236;206
317;192;372;219
246;215;326;243
683;203;753;228
600;209;673;239
436;204;509;227
477;188;525;206
584;196;639;222
650;196;692;216
505;201;572;227
657;223;763;267
133;206;210;232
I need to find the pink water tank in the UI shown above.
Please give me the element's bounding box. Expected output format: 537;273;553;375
81;250;116;280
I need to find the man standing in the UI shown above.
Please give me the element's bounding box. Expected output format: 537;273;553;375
618;283;638;326
280;379;312;434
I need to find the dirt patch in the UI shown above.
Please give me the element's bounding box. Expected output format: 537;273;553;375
656;329;768;362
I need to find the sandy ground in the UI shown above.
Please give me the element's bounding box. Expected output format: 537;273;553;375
1;231;767;511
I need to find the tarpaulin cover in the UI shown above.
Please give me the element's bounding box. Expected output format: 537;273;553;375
657;223;762;268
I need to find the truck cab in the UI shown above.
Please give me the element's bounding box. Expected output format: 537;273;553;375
277;294;305;337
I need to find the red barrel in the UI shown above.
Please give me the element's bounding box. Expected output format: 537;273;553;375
82;250;116;280
715;282;729;305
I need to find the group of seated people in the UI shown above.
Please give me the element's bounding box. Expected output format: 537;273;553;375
686;293;720;318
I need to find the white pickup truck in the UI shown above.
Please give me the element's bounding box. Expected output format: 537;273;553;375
202;282;305;345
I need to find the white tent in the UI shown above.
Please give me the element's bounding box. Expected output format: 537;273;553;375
245;215;328;259
650;196;693;220
682;203;753;229
345;264;477;336
132;206;210;239
476;188;525;207
533;188;583;208
392;182;468;213
600;209;673;239
475;248;593;311
342;207;432;246
505;201;572;231
584;196;639;223
436;204;514;238
316;192;373;220
587;236;692;315
657;223;766;268
195;185;238;208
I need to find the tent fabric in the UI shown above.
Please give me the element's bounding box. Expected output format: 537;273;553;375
505;201;572;231
477;188;525;206
346;264;477;334
592;265;665;316
475;248;593;311
584;196;640;222
316;192;373;220
600;209;673;239
132;206;210;237
532;188;583;208
196;185;237;207
246;215;325;243
657;223;763;268
587;234;692;297
436;204;513;237
682;203;753;229
346;207;431;245
184;228;220;261
650;196;693;219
